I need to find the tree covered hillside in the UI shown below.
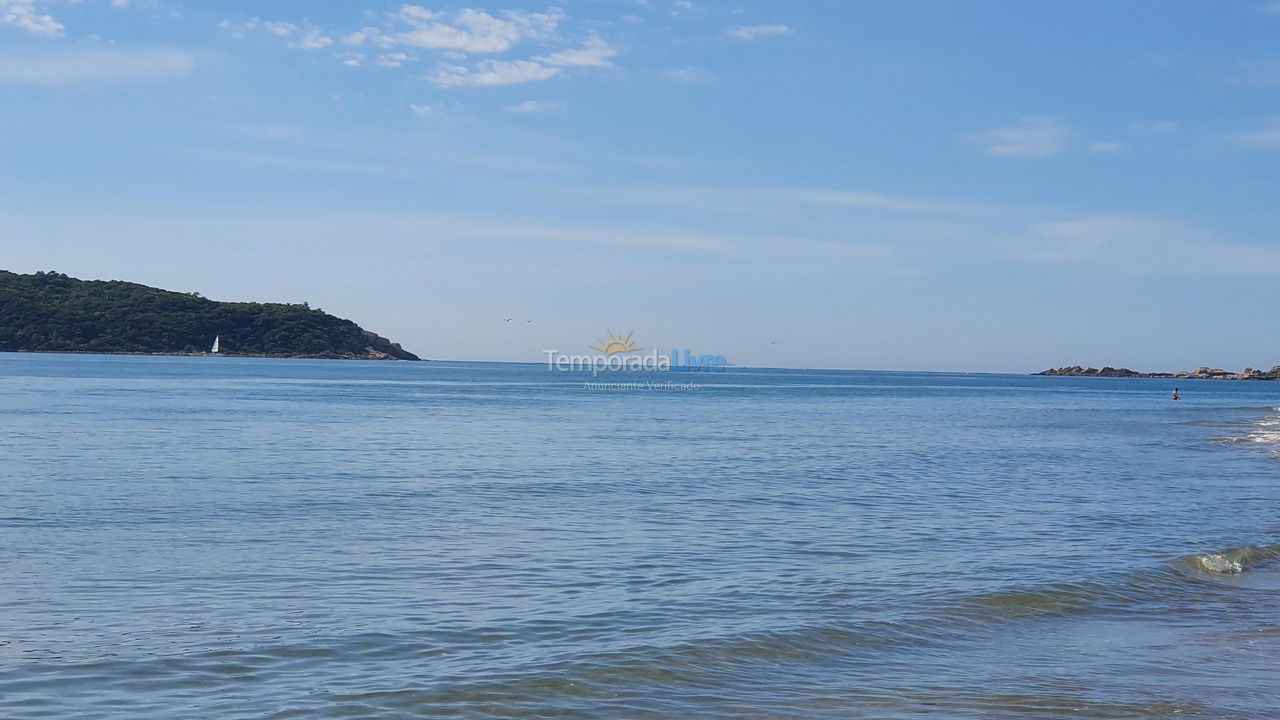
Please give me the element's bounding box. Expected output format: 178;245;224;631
0;270;419;359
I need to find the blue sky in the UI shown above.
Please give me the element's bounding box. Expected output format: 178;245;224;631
2;1;1280;371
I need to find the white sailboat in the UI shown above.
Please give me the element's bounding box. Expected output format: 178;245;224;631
208;335;221;356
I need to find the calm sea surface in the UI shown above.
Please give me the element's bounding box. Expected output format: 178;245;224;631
2;354;1279;719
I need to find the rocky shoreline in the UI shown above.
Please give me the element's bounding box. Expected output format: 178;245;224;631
360;331;421;360
1036;365;1280;380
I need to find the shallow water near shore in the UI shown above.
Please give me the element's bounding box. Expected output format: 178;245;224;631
2;354;1279;718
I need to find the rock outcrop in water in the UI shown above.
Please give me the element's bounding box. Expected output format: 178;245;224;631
0;270;422;360
1036;365;1280;380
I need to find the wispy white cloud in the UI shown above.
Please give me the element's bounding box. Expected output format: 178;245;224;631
1;0;63;37
390;6;562;53
220;18;331;51
1234;57;1280;88
549;184;1013;243
1266;1;1280;14
340;26;394;48
1024;216;1280;277
1131;120;1177;134
217;18;254;40
536;35;615;67
1227;117;1280;149
418;218;734;251
664;66;713;83
504;99;565;113
1088;141;1127;154
772;188;991;215
230;124;300;142
1024;217;1150;262
183;132;581;179
974;116;1071;158
429;59;560;88
263;20;296;37
376;51;416;68
222;7;613;88
335;51;364;67
727;24;791;40
294;28;333;50
0;48;193;85
409;103;433;117
183;148;423;180
539;181;1280;280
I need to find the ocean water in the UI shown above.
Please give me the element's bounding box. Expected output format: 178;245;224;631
2;354;1279;719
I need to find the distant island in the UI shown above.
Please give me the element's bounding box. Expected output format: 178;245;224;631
0;270;420;360
1036;365;1280;380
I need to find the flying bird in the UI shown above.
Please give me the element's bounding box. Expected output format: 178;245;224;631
503;318;513;322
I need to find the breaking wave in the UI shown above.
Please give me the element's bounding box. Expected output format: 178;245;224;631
958;541;1280;623
1214;411;1280;447
1178;543;1280;575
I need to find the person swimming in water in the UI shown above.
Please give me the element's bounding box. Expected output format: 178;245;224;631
1172;388;1180;400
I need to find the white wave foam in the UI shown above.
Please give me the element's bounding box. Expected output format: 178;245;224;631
1181;544;1280;575
1229;414;1280;447
1189;553;1244;574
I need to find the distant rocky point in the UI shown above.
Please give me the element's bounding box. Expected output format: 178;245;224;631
1036;365;1280;380
0;270;421;361
361;330;420;361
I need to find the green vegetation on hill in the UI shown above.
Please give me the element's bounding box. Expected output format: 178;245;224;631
0;270;419;359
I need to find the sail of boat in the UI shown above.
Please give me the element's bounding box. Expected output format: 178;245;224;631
210;335;220;354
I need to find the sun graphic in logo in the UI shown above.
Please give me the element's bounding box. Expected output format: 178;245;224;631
590;330;641;356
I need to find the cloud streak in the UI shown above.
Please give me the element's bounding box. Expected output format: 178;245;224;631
504;99;565;113
429;59;560;87
1088;141;1126;154
1227;117;1280;149
536;35;615;67
664;66;713;83
218;18;333;50
727;24;792;40
0;48;193;85
1024;216;1280;277
974;116;1071;158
